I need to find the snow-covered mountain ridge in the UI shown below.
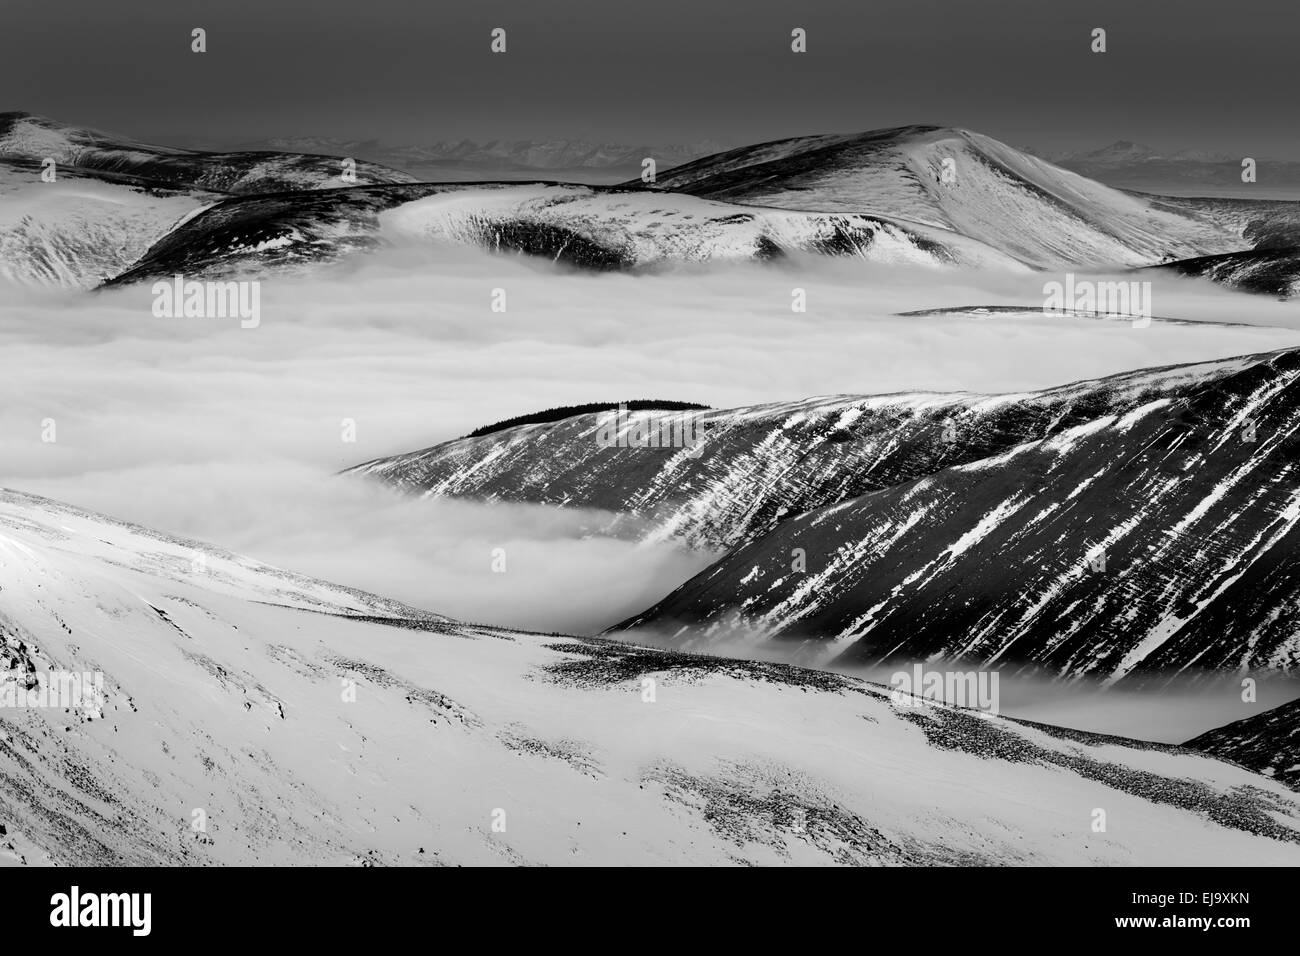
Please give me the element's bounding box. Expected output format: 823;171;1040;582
346;350;1278;552
640;125;1296;268
617;348;1300;681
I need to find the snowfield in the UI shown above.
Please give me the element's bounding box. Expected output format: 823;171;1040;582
1;489;1299;866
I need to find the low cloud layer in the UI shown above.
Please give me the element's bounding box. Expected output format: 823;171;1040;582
4;243;1299;632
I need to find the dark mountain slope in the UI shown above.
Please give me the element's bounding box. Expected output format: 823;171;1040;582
1186;699;1300;790
346;354;1273;553
615;349;1300;683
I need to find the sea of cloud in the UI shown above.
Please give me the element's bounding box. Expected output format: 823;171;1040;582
3;244;1299;633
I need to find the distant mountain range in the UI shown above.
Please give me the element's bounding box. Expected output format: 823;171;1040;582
187;129;1300;194
1058;141;1242;166
1051;140;1300;195
235;135;726;175
4;111;1300;290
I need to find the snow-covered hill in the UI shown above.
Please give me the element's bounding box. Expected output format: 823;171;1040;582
1;113;1030;286
2;488;1299;866
0;112;419;287
1186;698;1300;790
616;348;1300;682
100;181;1025;285
640;125;1280;268
346;351;1272;552
0;158;217;288
348;348;1300;681
0;112;416;194
1152;245;1300;298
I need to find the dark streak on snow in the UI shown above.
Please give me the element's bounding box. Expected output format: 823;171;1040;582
538;636;855;691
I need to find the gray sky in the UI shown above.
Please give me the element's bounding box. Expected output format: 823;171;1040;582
4;0;1297;154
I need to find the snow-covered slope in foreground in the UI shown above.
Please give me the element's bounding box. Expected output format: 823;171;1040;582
642;126;1275;268
3;489;1299;865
